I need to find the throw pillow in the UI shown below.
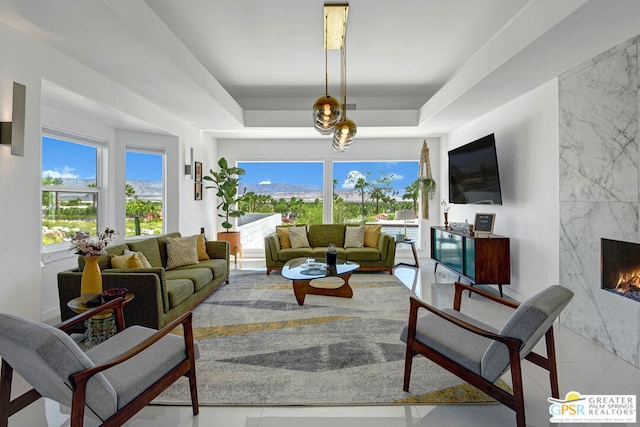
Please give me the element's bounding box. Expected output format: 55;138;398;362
344;225;365;248
364;224;382;247
111;253;144;269
165;235;199;270
288;226;311;248
196;233;210;260
276;226;292;249
123;249;152;268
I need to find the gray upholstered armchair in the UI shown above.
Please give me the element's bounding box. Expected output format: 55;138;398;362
0;298;199;427
401;282;573;427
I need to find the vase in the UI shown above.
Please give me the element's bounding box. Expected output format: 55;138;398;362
81;256;103;303
326;251;337;266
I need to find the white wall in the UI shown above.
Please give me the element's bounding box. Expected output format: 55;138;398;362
444;79;560;300
216;136;441;251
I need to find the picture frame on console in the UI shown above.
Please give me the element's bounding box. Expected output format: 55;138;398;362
474;213;495;235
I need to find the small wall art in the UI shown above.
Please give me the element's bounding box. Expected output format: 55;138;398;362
194;183;202;201
194;161;202;182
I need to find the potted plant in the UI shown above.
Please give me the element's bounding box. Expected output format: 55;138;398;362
203;158;246;261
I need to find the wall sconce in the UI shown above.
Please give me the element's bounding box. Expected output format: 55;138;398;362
0;82;26;157
184;147;193;178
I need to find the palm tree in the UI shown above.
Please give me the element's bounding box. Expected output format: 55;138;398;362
403;180;420;213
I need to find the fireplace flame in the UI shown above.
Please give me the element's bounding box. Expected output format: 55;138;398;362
615;270;640;294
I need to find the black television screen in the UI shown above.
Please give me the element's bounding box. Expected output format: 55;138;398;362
448;134;503;205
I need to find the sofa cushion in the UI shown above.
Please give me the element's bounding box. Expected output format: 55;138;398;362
312;247;347;260
345;225;365;248
190;258;228;280
308;224;345;247
289;226;311;248
165;267;213;292
364;225;382;248
345;247;381;261
164;279;195;310
110;253;144;269
165;236;199;270
127;238;163;268
278;248;314;261
195;234;210;260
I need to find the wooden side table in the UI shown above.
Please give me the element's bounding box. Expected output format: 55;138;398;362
394;240;419;268
67;292;135;347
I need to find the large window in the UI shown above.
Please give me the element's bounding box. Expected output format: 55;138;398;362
332;161;419;222
125;149;164;236
41;133;102;246
238;161;324;225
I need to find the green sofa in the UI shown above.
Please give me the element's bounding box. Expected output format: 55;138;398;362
265;224;396;275
57;232;229;329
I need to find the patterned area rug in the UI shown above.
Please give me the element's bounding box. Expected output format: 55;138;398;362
154;270;507;406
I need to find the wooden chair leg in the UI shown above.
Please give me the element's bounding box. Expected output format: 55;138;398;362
0;360;11;427
403;347;414;392
188;368;199;416
509;353;526;427
545;327;560;398
0;360;41;427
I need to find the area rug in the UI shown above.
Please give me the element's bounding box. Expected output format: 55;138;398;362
154;270;507;406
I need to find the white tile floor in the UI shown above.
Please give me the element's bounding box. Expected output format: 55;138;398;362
8;255;640;426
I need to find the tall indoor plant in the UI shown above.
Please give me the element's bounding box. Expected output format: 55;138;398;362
204;158;246;261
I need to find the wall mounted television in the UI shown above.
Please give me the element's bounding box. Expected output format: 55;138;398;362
448;133;503;205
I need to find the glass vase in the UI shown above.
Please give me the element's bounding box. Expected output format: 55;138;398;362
81;256;103;303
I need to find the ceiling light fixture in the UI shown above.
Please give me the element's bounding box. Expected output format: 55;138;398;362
312;9;341;134
331;4;356;152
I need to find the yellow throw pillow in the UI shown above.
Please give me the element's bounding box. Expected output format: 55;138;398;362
364;224;382;248
165;235;199;270
196;233;210;260
277;227;292;249
111;253;144;269
124;249;152;268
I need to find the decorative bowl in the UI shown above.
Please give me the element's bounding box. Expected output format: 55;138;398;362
101;288;128;302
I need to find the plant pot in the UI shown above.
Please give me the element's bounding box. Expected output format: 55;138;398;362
81;256;103;303
217;231;242;265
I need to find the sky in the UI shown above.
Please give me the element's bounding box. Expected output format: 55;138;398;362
42;137;163;181
238;161;419;191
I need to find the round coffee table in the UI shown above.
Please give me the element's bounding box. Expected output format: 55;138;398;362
282;258;359;305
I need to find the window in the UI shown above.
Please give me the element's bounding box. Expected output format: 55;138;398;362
125;149;164;236
332;161;418;222
41;133;102;246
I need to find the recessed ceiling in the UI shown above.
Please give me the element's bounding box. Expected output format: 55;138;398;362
3;0;640;139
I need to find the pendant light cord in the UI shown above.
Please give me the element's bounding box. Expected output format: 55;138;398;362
340;5;348;117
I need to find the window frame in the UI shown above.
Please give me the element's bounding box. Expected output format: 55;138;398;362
41;127;107;253
124;146;166;238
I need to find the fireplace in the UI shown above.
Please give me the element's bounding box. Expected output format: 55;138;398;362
601;238;640;302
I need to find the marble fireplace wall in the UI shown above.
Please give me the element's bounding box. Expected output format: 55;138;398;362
559;35;640;367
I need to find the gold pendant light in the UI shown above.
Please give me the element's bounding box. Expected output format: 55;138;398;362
332;4;356;151
313;10;341;134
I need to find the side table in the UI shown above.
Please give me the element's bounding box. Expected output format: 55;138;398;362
67;292;135;348
394;240;420;268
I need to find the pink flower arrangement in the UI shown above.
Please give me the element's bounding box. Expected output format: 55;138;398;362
70;228;118;257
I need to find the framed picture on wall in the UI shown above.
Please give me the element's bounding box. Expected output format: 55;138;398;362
194;183;203;201
194;161;202;182
474;213;495;235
